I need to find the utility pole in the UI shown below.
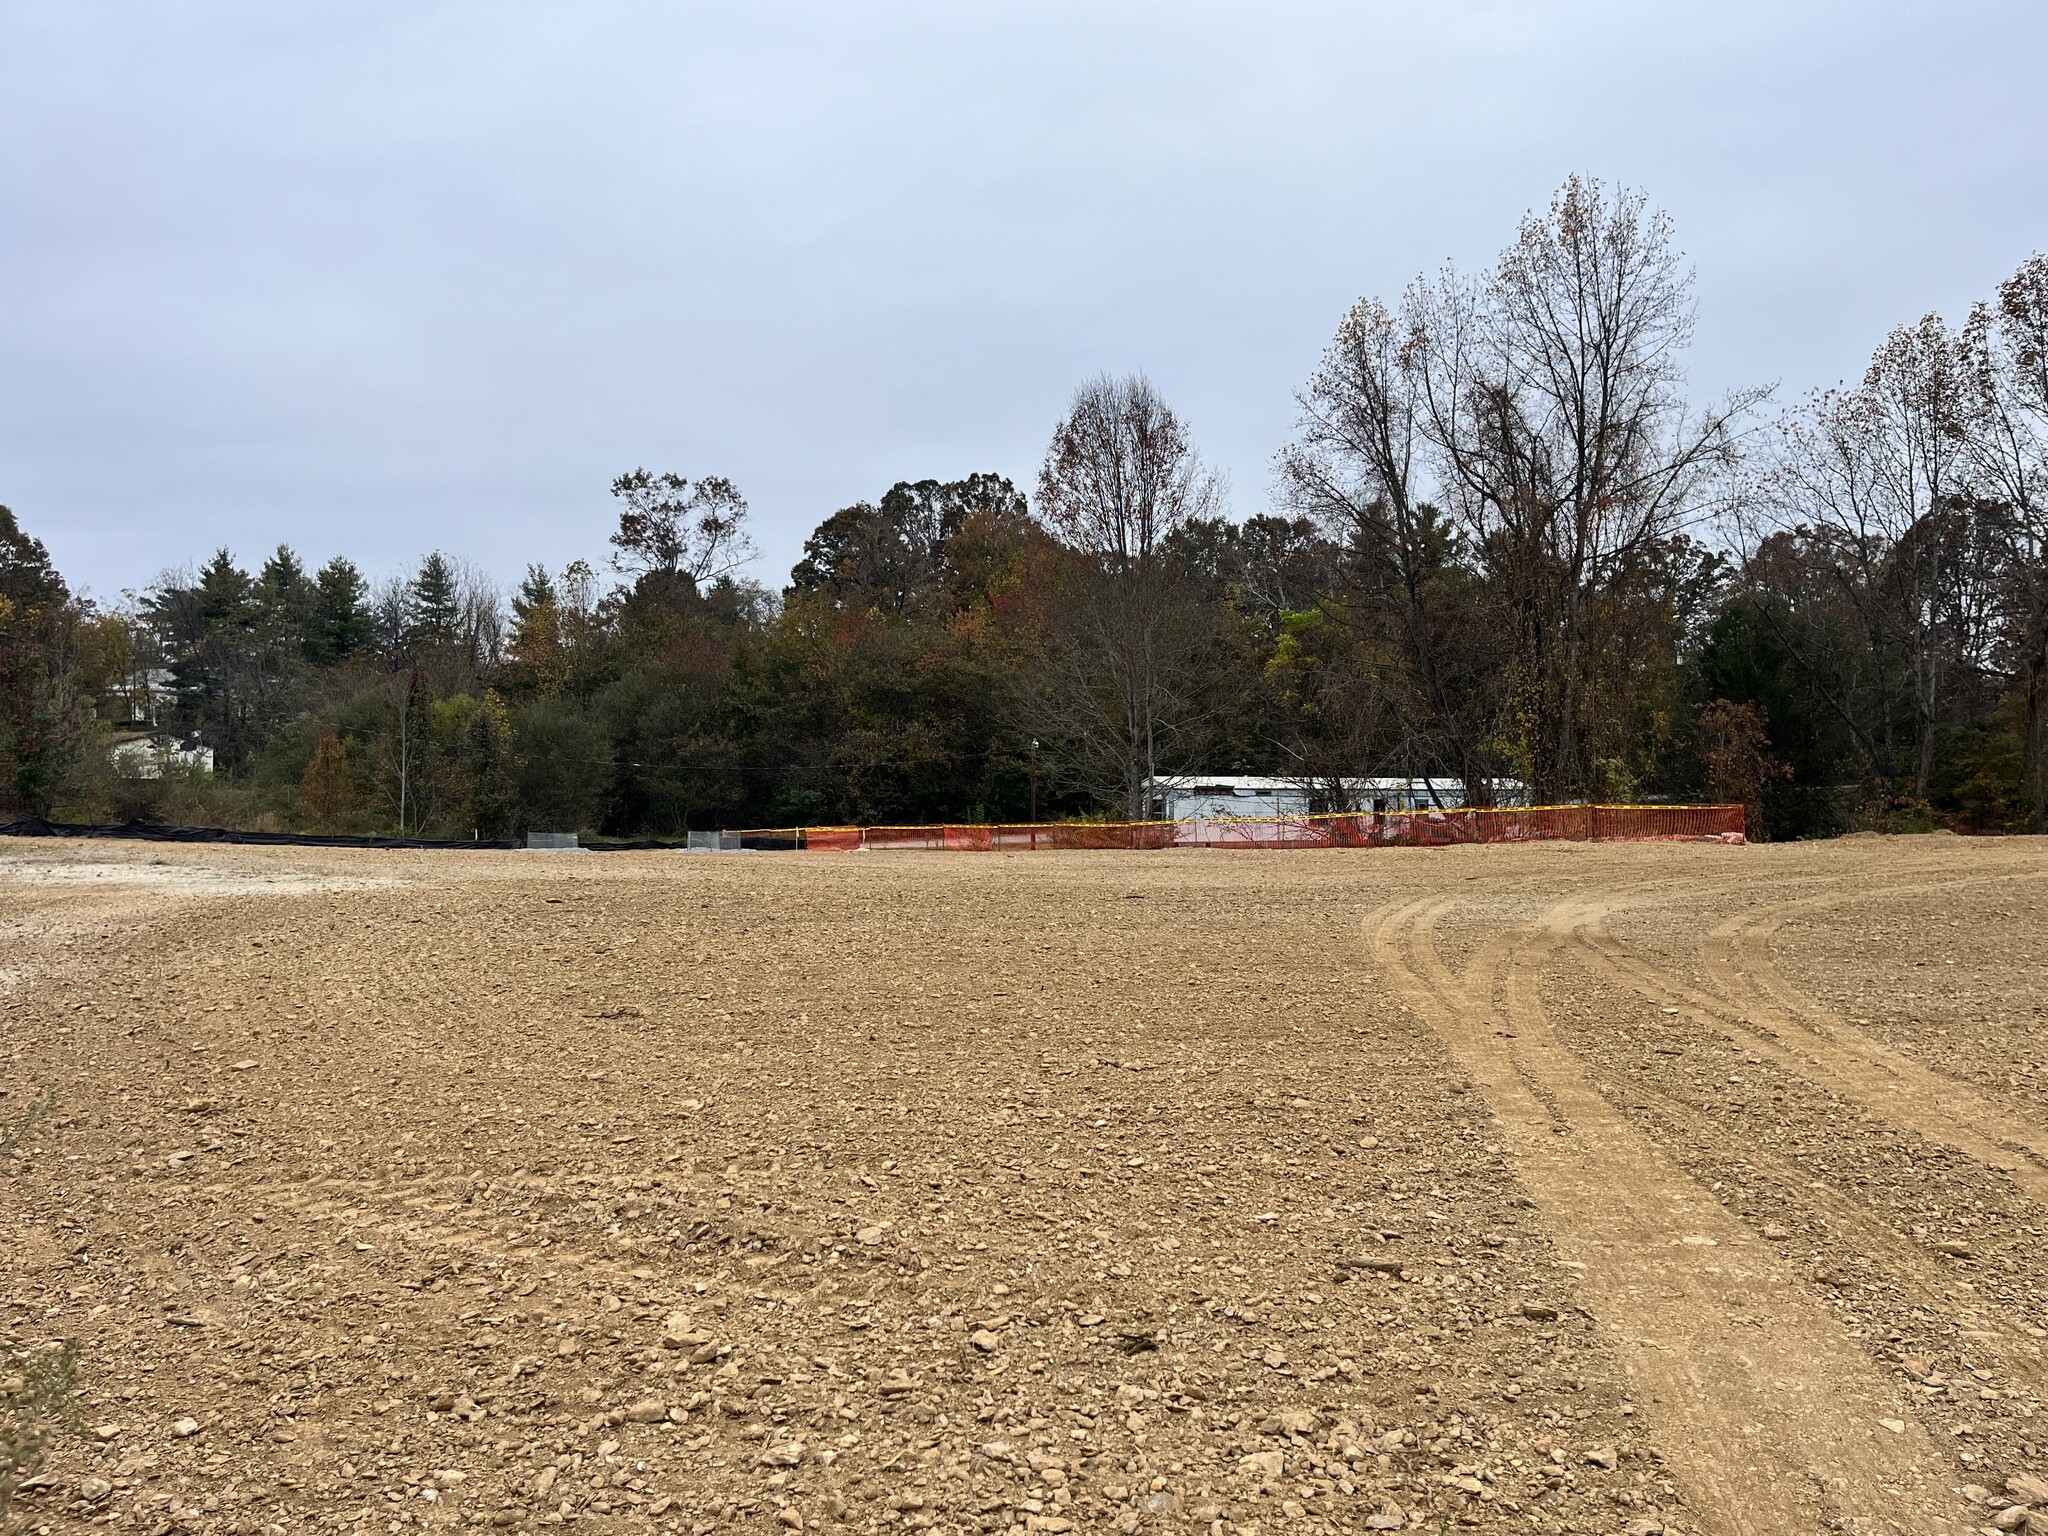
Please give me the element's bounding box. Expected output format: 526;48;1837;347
1029;738;1039;849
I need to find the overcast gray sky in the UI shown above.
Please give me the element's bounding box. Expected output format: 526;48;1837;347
5;2;2045;601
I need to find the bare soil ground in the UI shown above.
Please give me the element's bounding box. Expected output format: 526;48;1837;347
3;835;2046;1536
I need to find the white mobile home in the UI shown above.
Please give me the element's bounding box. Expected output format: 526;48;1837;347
1143;775;1525;822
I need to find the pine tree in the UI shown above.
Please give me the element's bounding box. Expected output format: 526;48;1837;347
155;550;268;774
409;552;460;643
194;549;252;632
512;563;557;625
257;545;306;601
255;546;313;644
0;506;88;818
309;558;371;665
507;561;568;696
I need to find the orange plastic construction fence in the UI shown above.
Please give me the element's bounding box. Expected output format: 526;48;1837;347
738;803;1746;852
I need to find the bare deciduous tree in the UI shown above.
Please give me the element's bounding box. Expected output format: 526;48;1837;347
1024;374;1222;818
1749;314;1974;798
1962;254;2048;826
1279;296;1501;803
1276;178;1754;801
1410;176;1759;797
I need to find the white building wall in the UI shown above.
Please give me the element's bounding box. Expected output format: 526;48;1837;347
1145;776;1526;821
109;737;214;779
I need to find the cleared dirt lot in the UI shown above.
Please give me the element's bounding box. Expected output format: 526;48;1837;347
2;833;2046;1536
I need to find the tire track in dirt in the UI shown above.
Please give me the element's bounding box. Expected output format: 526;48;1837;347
1703;875;2048;1142
1587;1069;2048;1397
1560;877;2048;1206
1369;893;1965;1535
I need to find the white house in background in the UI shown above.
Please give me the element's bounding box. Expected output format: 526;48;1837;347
1142;775;1527;821
108;734;214;779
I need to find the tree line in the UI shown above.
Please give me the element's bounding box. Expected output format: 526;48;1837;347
4;178;2045;839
